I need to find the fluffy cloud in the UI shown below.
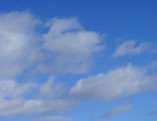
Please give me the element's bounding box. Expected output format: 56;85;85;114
0;80;35;99
70;64;156;100
39;78;67;99
0;11;105;117
0;11;41;80
0;99;73;117
0;12;104;79
0;11;156;119
0;79;74;117
42;17;104;74
113;40;147;57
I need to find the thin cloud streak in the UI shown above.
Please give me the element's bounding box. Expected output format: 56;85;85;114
92;105;131;121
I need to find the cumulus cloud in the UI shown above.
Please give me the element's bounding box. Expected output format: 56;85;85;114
0;11;104;118
0;11;41;80
0;12;104;78
0;79;74;117
0;12;103;117
0;11;156;119
0;80;35;99
39;78;67;99
70;64;156;100
0;99;73;117
42;17;104;74
113;40;147;57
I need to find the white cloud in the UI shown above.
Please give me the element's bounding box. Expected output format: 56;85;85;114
0;79;74;117
0;11;106;117
0;12;105;77
42;17;104;74
0;80;35;99
0;99;73;117
39;78;67;99
0;11;156;119
100;105;131;119
33;115;72;121
151;60;157;69
113;40;147;57
70;64;156;100
0;11;40;80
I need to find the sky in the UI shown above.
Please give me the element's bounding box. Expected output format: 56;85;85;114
0;0;157;121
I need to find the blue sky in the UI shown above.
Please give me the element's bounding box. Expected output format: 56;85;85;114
0;0;157;121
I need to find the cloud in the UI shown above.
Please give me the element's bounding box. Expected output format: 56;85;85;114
42;17;104;74
0;78;74;117
0;11;107;117
0;11;41;80
101;105;131;118
33;115;72;121
149;111;157;116
0;99;74;117
0;11;156;119
0;80;35;99
0;12;104;79
70;64;156;100
113;40;147;57
0;79;74;117
151;60;157;69
39;78;67;99
92;104;131;121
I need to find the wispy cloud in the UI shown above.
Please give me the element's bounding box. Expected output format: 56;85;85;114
101;105;131;118
149;111;157;116
92;105;131;121
113;40;148;57
151;60;157;69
